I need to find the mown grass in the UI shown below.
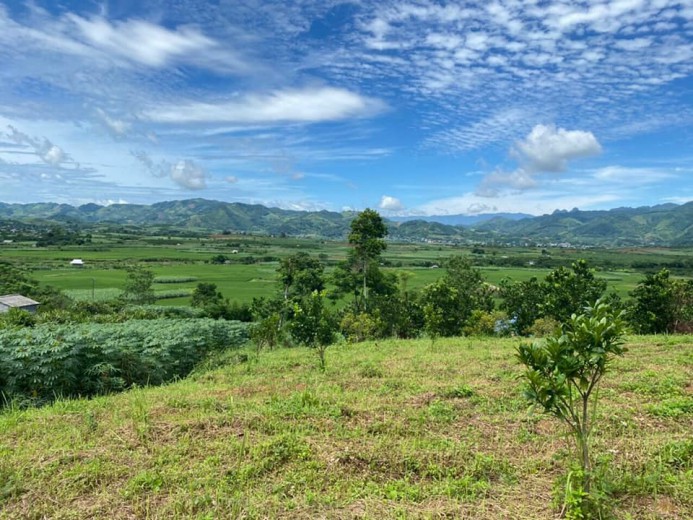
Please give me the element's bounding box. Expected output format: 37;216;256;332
1;335;691;519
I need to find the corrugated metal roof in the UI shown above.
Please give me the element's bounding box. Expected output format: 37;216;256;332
0;294;40;307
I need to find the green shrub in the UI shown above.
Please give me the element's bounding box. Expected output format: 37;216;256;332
527;317;561;338
0;319;250;405
340;311;381;343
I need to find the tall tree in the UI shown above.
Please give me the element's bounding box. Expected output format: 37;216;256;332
348;209;388;308
277;252;324;302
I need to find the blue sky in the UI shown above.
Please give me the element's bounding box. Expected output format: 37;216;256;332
0;0;691;216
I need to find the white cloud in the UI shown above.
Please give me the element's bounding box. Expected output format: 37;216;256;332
95;109;131;138
143;87;385;124
67;15;217;68
476;169;537;197
132;150;207;190
419;191;622;217
512;124;602;173
171;160;206;190
475;124;602;197
379;195;404;211
466;203;497;214
592;166;675;183
4;125;70;167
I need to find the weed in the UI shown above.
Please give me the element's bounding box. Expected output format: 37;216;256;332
440;384;475;399
647;397;693;418
124;470;164;497
359;363;384;378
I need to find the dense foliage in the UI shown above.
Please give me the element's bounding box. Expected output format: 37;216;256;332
0;319;249;404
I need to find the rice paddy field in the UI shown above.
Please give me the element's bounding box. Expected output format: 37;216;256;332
2;234;679;305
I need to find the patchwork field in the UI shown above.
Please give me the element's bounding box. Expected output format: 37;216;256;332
1;236;664;306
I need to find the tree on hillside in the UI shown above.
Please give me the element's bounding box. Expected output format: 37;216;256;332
628;268;693;333
347;209;388;309
499;277;546;335
445;256;494;315
121;267;155;304
278;252;325;302
421;280;464;338
542;260;606;323
191;282;223;308
419;256;493;338
289;291;337;371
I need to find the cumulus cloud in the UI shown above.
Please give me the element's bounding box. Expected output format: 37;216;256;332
4;125;70;166
379;195;404;211
477;124;602;197
143;87;385;124
512;124;602;173
466;203;498;214
476;169;537;197
132;150;207;190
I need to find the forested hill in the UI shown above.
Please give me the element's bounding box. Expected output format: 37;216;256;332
471;203;693;247
0;199;691;246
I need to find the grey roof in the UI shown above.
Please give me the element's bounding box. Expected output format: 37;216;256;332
0;294;40;307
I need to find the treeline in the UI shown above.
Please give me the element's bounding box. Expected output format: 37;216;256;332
187;211;693;368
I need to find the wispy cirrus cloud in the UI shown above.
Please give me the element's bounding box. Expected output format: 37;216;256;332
0;7;250;73
67;15;216;68
143;87;385;124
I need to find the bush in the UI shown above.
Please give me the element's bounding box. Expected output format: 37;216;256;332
517;300;627;517
0;308;37;328
463;310;510;337
527;317;561;338
340;311;381;343
0;319;250;404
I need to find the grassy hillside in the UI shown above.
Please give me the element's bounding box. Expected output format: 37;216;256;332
1;336;691;519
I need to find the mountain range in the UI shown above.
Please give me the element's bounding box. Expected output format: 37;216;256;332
0;199;691;247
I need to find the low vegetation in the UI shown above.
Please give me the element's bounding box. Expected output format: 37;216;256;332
0;335;690;519
0;319;249;404
0;209;692;518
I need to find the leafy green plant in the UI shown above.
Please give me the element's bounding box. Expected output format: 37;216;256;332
289;291;337;371
340;311;381;343
516;300;627;517
0;319;250;404
527;317;561;338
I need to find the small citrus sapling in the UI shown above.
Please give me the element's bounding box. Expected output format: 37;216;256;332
516;300;626;514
